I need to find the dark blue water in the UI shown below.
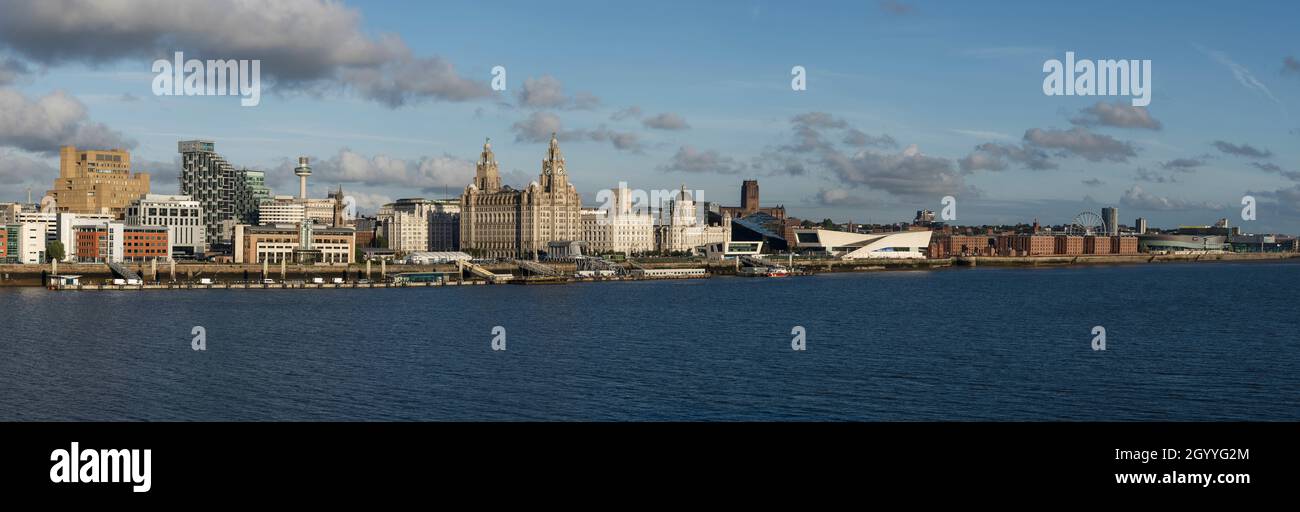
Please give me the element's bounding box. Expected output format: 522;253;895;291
2;262;1298;420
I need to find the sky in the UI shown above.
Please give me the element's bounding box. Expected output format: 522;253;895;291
1;0;1298;232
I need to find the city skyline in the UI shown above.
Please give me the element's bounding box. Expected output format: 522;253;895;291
0;0;1298;232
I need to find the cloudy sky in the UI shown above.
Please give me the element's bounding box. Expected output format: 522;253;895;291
1;0;1298;232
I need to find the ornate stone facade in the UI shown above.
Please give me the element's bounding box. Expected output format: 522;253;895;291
460;134;582;259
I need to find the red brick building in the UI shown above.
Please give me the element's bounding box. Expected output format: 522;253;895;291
1113;236;1139;254
1085;236;1114;254
123;226;170;261
1056;236;1084;255
74;225;171;262
1000;235;1054;256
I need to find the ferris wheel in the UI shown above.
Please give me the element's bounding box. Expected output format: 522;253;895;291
1069;211;1105;236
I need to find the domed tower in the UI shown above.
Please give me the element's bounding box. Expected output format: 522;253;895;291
294;156;312;200
473;138;501;192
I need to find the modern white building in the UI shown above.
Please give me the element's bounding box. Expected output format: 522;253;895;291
126;194;206;256
793;228;933;259
581;183;655;255
655;186;731;254
258;196;308;225
55;212;115;262
14;223;46;263
15;211;57;243
377;198;461;254
403;251;472;264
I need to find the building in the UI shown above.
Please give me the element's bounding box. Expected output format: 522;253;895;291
427;200;460;251
46;146;150;217
656;186;731;254
3;223;47;263
1053;235;1084;256
931;234;994;257
914;209;936;226
1001;234;1056;256
126;194;205;257
1139;233;1228;253
0;203;22;224
1135;217;1148;235
581;183;655;255
460;136;582;258
73;223;169;263
55;212;115;262
793;228;932;259
14;211;57;243
258;197;308;225
1101;207;1119;236
179;140;265;246
16;223;47;263
233;223;356;264
716;180;786;220
402;251;471;264
377;198;460;254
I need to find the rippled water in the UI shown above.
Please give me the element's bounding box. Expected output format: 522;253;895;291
2;262;1297;420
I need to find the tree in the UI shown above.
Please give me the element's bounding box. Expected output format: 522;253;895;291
46;241;65;262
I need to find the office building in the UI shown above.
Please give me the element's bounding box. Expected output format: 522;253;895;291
73;223;170;263
581;182;655;255
460;136;582;258
233;223;356;264
656;186;731;254
55;213;114;262
46;146;150;217
126;194;206;257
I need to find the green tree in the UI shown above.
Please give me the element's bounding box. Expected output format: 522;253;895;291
46;241;65;262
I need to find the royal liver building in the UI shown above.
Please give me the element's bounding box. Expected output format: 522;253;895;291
460;134;582;259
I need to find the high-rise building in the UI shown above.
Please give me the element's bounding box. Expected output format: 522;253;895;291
1101;207;1119;236
1135;217;1147;235
460;136;581;258
126;194;206;257
179;140;263;246
46;145;150;217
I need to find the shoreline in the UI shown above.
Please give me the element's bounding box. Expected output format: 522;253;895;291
2;252;1297;289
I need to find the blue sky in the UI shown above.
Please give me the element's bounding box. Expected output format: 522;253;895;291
1;0;1298;232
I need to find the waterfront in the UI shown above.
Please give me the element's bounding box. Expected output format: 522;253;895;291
2;261;1297;421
